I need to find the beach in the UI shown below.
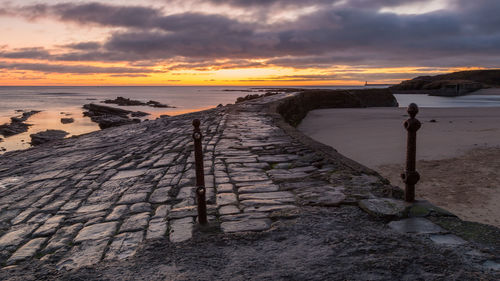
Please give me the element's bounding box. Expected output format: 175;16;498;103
298;106;500;228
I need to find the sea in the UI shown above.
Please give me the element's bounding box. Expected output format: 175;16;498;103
1;86;500;154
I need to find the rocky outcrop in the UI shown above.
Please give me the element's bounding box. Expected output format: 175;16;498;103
390;69;500;94
30;129;69;145
103;96;174;108
0;110;41;137
83;104;148;129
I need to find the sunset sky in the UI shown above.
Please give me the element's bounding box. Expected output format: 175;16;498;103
0;0;498;86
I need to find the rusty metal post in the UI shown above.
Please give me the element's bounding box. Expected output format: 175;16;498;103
401;103;421;202
192;119;207;225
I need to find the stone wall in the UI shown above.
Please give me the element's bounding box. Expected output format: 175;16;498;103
275;89;398;127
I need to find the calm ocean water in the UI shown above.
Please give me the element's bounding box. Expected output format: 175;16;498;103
1;86;499;153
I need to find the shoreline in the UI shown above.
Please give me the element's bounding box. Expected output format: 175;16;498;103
298;106;500;228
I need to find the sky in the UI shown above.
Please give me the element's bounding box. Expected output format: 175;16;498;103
0;0;498;86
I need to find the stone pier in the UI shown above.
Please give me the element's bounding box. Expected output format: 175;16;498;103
0;90;498;279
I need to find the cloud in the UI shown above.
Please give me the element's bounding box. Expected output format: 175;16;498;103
1;0;499;73
0;47;51;59
0;61;157;74
63;42;102;50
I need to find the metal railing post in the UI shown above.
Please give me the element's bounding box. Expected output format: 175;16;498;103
192;119;208;225
401;103;421;202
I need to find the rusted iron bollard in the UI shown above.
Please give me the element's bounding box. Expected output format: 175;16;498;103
401;103;421;202
192;119;208;225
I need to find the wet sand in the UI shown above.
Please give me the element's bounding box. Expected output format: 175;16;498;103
298;107;500;228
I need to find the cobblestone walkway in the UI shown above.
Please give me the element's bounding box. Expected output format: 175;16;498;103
0;93;498;273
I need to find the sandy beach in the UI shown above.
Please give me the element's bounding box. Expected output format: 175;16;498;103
298;107;500;228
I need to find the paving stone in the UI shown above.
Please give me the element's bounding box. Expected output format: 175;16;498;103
216;183;234;193
359;198;409;218
231;173;269;182
221;219;271;233
111;169;147;180
429;234;467;246
33;215;65;236
153;205;171;219
105;231;144;261
218;205;240;215
176;186;194;199
149;187;172;204
11;208;38;225
239;191;294;201
235;180;274;188
45;223;83;252
60;199;83;211
57;238;109;270
244;205;297;213
130;202;152;213
215;176;231;184
76;202;112;214
238;184;279;194
388;218;445;234
27;213;51;224
106;205;129;221
120;212;150;232
68;211;107;224
146;218;168;240
225;157;257;163
7;237;47;264
28;170;63;182
240;198;295;207
216;193;238;206
168;205;217;219
169;217;193;243
74;222;118;242
118;193;148;204
0;224;38;249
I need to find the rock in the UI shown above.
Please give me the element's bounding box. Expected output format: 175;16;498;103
388;218;445;234
82;103;148;129
359;198;409;218
30;130;69;146
60;118;74;124
429;234;467;246
73;222;118;242
7;238;47;264
146;100;172;108
169;217;193;243
0;110;41;137
103;96;174;108
103;96;145;106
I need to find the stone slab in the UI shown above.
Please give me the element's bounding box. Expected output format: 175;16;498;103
74;222;118;242
359;198;409;218
7;237;47;264
429;234;467;246
388;218;445;234
169;217;193;243
105;231;144;261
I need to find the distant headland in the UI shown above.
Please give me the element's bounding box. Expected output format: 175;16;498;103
390;69;500;96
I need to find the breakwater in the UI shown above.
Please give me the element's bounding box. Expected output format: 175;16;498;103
0;90;498;279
